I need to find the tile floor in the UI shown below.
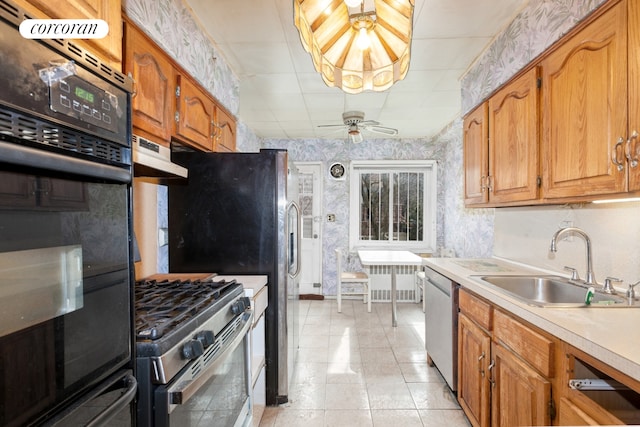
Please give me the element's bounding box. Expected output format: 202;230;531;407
259;299;471;427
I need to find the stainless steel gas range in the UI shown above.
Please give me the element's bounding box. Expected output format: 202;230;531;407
135;276;253;427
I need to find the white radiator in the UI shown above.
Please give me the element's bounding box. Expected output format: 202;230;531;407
367;265;418;302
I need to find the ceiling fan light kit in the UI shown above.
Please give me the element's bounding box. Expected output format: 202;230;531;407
293;0;415;94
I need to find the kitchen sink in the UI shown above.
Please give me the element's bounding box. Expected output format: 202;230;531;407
476;275;633;308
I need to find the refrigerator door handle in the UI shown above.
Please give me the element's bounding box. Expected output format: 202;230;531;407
288;201;301;278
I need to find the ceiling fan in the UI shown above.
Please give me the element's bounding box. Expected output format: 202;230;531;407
318;111;398;143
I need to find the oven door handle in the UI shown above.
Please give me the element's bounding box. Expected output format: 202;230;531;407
85;374;137;427
168;310;253;409
0;140;131;183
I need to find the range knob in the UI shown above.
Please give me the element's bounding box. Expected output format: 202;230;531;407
195;330;214;348
181;339;204;360
231;296;251;315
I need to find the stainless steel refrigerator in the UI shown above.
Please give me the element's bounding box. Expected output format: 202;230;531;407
167;149;300;405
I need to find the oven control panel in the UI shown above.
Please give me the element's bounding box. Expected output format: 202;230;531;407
49;75;120;134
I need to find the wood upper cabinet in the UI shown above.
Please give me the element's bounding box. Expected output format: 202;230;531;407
458;312;491;427
488;67;539;204
175;74;214;151
123;18;236;153
214;106;237;152
16;0;122;66
541;1;628;199
491;342;551;427
627;0;640;191
124;20;174;146
464;67;539;207
464;103;489;205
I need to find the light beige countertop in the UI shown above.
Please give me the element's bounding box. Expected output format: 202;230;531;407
214;275;267;297
423;257;640;382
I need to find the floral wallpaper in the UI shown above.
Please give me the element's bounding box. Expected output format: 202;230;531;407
461;0;606;114
123;0;240;115
134;0;610;292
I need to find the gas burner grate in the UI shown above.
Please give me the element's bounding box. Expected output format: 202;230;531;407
134;278;238;341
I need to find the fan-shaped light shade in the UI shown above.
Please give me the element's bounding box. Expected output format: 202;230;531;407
294;0;414;94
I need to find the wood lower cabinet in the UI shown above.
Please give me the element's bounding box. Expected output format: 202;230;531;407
124;20;174;146
558;343;640;425
491;342;551;427
559;395;620;425
458;312;491;427
15;0;121;66
458;289;555;427
541;1;629;199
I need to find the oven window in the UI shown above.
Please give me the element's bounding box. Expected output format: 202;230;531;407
169;341;249;427
0;168;131;426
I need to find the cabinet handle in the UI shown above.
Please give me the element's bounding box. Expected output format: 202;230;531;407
212;122;229;141
487;359;495;387
612;137;625;171
626;131;639;168
211;121;217;139
478;351;485;377
487;175;493;192
480;176;486;193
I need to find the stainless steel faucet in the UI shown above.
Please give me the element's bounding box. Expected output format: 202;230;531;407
550;227;597;286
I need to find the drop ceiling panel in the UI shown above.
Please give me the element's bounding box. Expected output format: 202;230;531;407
185;0;528;140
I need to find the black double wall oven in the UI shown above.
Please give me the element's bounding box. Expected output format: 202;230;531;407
0;1;136;425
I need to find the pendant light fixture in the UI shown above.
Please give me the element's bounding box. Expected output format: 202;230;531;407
294;0;415;94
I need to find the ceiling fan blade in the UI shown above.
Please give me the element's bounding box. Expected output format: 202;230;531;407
364;125;398;135
359;120;380;126
318;124;347;128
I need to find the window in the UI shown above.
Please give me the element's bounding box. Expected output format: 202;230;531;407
349;160;437;251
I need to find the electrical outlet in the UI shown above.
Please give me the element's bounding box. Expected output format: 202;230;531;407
327;214;336;222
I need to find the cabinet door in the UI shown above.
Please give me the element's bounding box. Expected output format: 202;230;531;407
489;67;539;203
214;106;237;152
464;103;489;206
124;22;175;147
458;313;491;427
491;342;551;427
175;74;214;151
124;21;174;145
19;0;121;65
541;2;627;199
558;397;602;426
628;0;640;191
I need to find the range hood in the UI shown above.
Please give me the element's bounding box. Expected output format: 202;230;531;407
132;134;188;178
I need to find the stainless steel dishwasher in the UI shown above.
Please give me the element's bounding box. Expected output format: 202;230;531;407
424;265;459;391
